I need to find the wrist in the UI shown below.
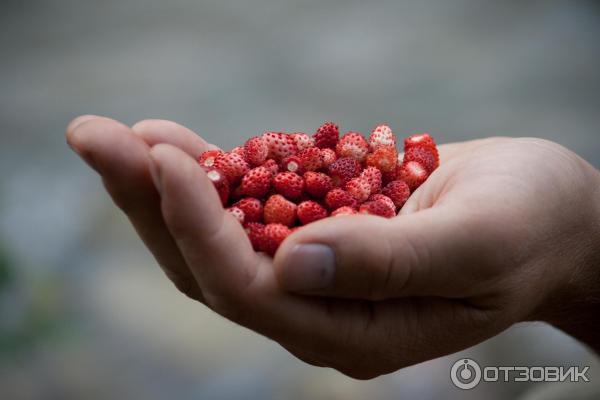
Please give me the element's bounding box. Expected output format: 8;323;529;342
535;163;600;351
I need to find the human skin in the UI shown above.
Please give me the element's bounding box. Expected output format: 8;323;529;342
66;116;600;379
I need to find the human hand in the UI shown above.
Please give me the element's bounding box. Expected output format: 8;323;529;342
67;116;600;379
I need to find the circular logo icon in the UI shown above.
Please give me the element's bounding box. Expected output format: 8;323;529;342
451;358;482;390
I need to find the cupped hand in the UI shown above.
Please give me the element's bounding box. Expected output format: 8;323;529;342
67;116;600;379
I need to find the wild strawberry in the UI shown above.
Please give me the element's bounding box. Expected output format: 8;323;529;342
262;159;279;176
360;166;383;194
240;166;272;198
345;177;371;202
313;122;339;149
229;184;244;202
320;148;337;168
291;132;315;151
397;161;429;191
368;194;395;211
359;199;395;218
273;172;305;200
331;206;358;216
245;222;266;251
280;155;304;174
403;145;439;173
369;124;396;150
304;171;333;198
297;201;328;225
233;197;263;223
336;132;369;161
365;146;398;173
328;157;361;187
262;131;297;161
227;207;245;224
325;188;358;211
264;194;297;226
297;147;323;171
214;152;250;184
244;136;268;166
380;163;397;185
230;146;247;159
382;180;411;208
404;132;436;150
262;223;292;256
202;167;229;205
198;149;223;168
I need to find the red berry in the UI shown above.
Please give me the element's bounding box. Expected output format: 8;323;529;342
360;166;383;194
369;124;396;150
245;222;266;251
359;199;395;218
304;171;333;198
203;167;229;205
280;155;304;174
240;166;272;198
297;201;328;225
328;157;361;187
233;197;263;223
227;207;245;224
365;146;398;173
382;180;411;208
273;172;305;200
262;223;292;256
198;149;223;168
404;133;436;150
244;136;269;166
297;147;323;171
368;194;395;211
264;194;297;226
214;152;250;184
325;188;358;211
230;146;246;159
262;131;297;161
381;163;401;185
345;177;371;202
336;131;369;161
291;132;315;151
403;145;439;173
331;206;358;216
320;148;337;168
262;159;279;176
397;161;429;191
313;122;339;149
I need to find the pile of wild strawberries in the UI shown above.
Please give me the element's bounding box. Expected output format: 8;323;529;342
198;122;439;255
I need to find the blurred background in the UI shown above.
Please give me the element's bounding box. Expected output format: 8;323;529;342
1;0;599;399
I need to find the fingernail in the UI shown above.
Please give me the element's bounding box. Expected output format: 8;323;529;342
281;244;335;291
149;159;162;193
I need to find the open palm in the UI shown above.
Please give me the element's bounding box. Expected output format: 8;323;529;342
67;115;600;378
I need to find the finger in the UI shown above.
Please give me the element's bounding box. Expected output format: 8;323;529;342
132;119;219;158
147;143;360;358
66;116;204;302
148;144;261;309
273;207;496;300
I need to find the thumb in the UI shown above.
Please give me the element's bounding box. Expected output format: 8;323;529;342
273;207;491;300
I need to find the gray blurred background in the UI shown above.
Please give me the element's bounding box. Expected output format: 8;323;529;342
1;0;599;399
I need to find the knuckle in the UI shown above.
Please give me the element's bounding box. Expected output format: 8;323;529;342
368;226;417;300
